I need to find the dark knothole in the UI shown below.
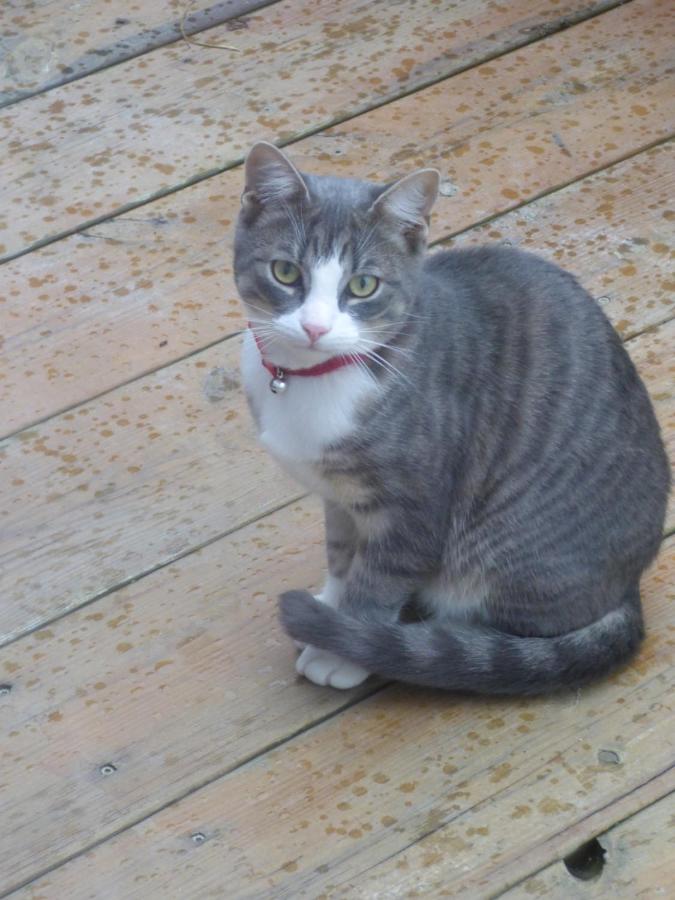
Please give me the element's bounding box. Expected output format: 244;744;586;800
563;837;607;881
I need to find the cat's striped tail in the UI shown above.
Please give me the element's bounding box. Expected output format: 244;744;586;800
279;588;643;694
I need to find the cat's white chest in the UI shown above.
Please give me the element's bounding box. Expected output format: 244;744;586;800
241;330;377;492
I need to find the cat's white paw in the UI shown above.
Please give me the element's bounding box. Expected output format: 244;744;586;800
296;644;369;689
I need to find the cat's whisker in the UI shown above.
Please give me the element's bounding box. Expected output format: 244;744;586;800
359;338;415;360
363;349;412;386
251;331;283;353
244;301;274;319
349;353;379;386
247;323;278;337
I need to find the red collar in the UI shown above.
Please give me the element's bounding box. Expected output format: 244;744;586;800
250;327;369;379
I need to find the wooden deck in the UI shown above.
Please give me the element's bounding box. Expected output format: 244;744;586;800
1;0;673;896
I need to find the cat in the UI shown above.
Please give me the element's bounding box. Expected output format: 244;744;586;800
233;140;670;694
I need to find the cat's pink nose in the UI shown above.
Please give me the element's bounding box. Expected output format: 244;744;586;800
302;322;330;344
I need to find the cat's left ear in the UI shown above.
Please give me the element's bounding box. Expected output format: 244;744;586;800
241;141;310;214
370;169;440;247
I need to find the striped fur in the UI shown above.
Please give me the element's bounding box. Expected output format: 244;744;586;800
234;142;670;695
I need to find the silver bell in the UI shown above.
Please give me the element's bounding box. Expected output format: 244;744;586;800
270;369;287;394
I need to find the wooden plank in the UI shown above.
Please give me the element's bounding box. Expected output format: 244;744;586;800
503;792;675;900
0;0;629;261
503;791;675;898
2;4;674;438
628;321;675;534
0;313;672;889
0;1;277;107
10;538;674;899
1;212;673;648
0;336;299;644
447;143;675;342
1;318;671;891
0;495;381;894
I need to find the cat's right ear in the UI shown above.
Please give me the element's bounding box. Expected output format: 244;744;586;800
241;142;309;218
370;168;439;251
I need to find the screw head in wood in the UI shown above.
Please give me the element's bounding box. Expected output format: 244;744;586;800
597;748;621;765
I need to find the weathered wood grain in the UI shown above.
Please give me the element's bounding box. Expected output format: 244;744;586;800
0;0;629;261
503;791;675;899
2;3;672;897
0;1;277;107
0;337;300;645
2;1;673;436
447;142;675;342
0;310;671;893
10;538;673;899
0;495;381;895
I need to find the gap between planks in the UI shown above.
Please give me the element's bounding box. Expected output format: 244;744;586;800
0;1;281;109
346;754;675;897
0;491;301;652
0;311;670;655
0;0;627;265
0;685;389;899
3;0;673;439
4;539;672;897
2;132;672;446
0;314;672;884
500;786;675;898
1;145;672;645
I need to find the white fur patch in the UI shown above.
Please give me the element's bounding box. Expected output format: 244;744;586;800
316;574;346;607
241;329;378;494
301;256;343;335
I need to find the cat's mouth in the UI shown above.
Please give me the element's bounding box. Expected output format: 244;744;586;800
274;327;356;357
254;329;355;371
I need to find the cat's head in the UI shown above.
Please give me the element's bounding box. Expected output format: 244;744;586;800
234;141;439;368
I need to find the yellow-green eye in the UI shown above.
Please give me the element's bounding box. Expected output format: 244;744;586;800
271;260;301;286
348;274;379;298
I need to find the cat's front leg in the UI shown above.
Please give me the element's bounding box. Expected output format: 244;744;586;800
292;502;355;651
295;502;368;687
295;530;416;690
339;538;417;624
318;500;358;603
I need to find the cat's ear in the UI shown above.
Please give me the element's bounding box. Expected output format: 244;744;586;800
241;142;309;213
370;169;440;248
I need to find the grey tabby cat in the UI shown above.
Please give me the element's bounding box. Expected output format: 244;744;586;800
234;141;669;694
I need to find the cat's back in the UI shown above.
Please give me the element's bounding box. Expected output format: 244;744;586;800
423;244;639;377
425;244;597;323
418;244;669;564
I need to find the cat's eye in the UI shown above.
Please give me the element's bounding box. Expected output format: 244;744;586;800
348;274;379;298
271;260;301;286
